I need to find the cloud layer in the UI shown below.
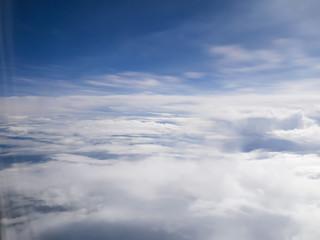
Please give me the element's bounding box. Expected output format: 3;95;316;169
1;84;320;239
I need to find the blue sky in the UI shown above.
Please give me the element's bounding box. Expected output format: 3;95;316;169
2;1;320;240
2;0;320;96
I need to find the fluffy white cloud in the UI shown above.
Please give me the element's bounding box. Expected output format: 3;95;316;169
2;151;320;239
1;83;320;239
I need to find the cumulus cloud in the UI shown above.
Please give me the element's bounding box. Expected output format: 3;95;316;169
2;151;320;239
1;82;320;239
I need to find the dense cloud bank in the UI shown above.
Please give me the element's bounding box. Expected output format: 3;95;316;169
1;91;320;239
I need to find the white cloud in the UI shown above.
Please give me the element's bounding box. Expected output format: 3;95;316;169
2;151;320;239
183;72;205;79
209;39;320;78
85;72;183;93
2;81;320;239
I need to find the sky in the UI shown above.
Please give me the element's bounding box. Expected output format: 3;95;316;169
1;0;320;239
2;0;320;96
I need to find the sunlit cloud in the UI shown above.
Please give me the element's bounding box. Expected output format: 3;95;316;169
2;80;320;239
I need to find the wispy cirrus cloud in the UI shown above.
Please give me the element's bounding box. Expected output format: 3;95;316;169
209;39;320;76
183;72;205;79
85;72;184;94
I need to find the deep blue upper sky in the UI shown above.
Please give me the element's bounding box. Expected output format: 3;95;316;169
11;0;234;72
1;0;320;96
